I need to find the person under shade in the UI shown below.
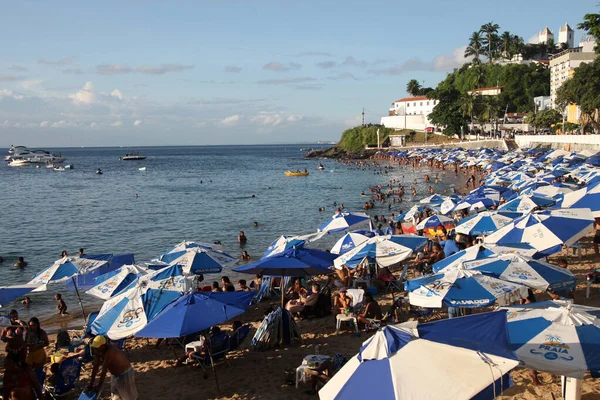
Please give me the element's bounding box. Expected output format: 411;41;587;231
21;297;32;306
332;287;352;315
221;276;235;292
286;278;307;300
548;258;575;300
373;266;396;293
356;292;382;328
175;326;228;367
55;294;68;315
237;279;251;291
211;282;221;293
285;283;320;314
13;257;27;268
88;335;138;400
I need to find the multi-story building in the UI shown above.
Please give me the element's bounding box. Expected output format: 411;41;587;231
549;38;597;109
534;96;551;111
381;96;439;131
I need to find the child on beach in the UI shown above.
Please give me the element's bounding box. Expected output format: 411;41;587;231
55;294;68;315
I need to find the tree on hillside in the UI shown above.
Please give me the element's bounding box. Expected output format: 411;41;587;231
460;94;476;132
407;79;422;96
481;22;500;63
427;82;469;137
578;7;600;53
500;31;513;59
464;31;484;64
556;58;600;133
527;109;562;130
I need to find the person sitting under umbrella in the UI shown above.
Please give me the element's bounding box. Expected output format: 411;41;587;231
356;293;382;328
175;326;229;367
286;278;307;300
333;288;352;315
285;283;320;315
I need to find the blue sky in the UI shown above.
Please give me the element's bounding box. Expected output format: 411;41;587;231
0;0;595;146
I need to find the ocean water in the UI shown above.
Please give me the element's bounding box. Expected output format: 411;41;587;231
0;145;458;323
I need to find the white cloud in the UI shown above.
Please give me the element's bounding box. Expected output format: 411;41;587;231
250;112;303;127
19;79;43;90
133;119;143;126
96;64;133;75
341;56;368;68
221;114;242;126
51;120;77;128
368;46;468;76
40;121;49;127
111;89;123;100
527;33;539;44
90;122;97;128
0;74;21;82
111;121;123;127
68;81;96;105
344;115;362;127
263;62;302;72
256;77;315;85
0;89;25;100
38;56;75;66
136;64;194;75
433;46;469;70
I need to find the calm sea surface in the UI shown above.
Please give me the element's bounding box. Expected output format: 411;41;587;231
0;145;457;323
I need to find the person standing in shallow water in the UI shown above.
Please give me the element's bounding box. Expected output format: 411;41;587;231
55;294;68;315
13;257;27;268
238;231;247;246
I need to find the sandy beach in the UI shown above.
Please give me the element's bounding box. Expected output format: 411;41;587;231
3;234;596;400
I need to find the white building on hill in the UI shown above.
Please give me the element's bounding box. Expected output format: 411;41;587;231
539;27;554;44
380;96;439;131
558;23;575;49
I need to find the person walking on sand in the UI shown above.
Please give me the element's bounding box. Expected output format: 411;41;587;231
88;335;138;400
55;294;68;315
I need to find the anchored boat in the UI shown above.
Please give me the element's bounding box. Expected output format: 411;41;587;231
284;170;309;177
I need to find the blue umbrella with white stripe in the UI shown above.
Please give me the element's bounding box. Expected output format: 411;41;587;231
262;235;307;258
91;264;193;339
168;247;236;274
501;300;600;379
432;244;499;273
0;284;41;307
28;256;108;286
419;194;446;205
454;197;496;212
334;235;428;269
460;255;577;292
560;181;600;217
318;212;372;233
405;268;528;308
484;208;594;258
498;194;556;214
455;211;514;236
330;232;371;255
158;240;222;264
319;311;519;400
86;264;148;300
415;215;454;231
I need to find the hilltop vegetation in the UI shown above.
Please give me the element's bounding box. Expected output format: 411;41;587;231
336;125;395;153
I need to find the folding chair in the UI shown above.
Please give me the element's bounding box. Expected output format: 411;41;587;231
44;356;83;399
192;332;231;374
228;325;251;351
385;265;409;294
251;278;271;305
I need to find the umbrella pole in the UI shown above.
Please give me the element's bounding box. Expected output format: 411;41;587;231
71;277;87;320
205;333;220;393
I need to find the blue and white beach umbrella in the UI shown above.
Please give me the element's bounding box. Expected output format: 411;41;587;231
91;264;193;339
319;312;519;400
168;247;236;274
560;182;600;217
158;240;222;264
262;235;307;258
318;212;372;233
484;208;594;257
455;211;514;236
501;300;600;378
334;235;428;269
432;244;498;273
0;284;41;307
86;264;148;300
28;256;108;287
498;194;556;214
330;232;371;255
419;194;446;205
406;268;528;308
454;197;495;212
461;255;577;292
415;215;454;231
440;198;459;215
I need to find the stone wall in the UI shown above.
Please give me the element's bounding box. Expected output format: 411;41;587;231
389;139;508;151
514;135;600;152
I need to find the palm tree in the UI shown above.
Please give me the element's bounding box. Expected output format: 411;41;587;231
460;94;476;135
464;31;484;64
406;79;422;96
481;22;500;63
510;35;525;59
500;31;512;60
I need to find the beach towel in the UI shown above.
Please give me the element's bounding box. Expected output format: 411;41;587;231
110;368;137;400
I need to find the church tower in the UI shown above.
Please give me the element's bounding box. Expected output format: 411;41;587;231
558;23;574;48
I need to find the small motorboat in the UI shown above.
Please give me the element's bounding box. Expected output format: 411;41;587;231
96;169;103;175
284;170;309;177
64;164;73;169
138;167;147;171
120;153;147;160
53;166;65;171
35;165;41;169
8;159;30;167
318;164;325;170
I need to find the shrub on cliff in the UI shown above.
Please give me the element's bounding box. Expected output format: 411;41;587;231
337;125;395;153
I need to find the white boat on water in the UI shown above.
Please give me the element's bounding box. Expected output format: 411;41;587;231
64;164;73;169
120;153;147;160
45;163;55;169
139;167;147;171
8;159;30;167
5;146;65;163
53;166;66;171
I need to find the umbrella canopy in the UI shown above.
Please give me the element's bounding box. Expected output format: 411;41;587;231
135;291;255;338
91;264;193;339
168;247;236;275
318;212;371;234
498;194;556;214
405;268;528;308
484;208;594;257
415;215;454;231
263;235;307;258
66;253;136;291
560;182;600;217
419;194;447;205
440;198;459;215
330;232;371;255
86;264;148;300
432;244;498;273
334;235;427;269
0;284;40;307
501;300;600;378
454;197;496;212
455;211;514;236
28;256;108;287
158;240;222;264
319;311;519;400
460;255;577;292
532;184;575;198
233;247;336;277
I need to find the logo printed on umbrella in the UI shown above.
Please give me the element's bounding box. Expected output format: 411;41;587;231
530;334;574;361
417;280;453;297
508;268;538;281
117;307;143;329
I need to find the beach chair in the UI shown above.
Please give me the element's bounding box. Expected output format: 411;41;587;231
192;332;231;372
61;311;99;352
44;356;83;399
228;325;251;351
385;265;409;294
251;278;271;305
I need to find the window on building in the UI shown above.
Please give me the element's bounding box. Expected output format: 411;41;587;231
407;103;409;107
413;102;416;107
420;102;423;106
427;101;429;105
